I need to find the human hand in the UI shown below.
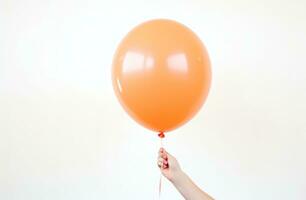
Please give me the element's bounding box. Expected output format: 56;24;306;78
157;148;214;200
157;148;183;182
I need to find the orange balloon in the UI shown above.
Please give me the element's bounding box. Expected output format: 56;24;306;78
112;19;211;136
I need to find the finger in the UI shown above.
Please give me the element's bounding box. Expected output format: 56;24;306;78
158;157;164;163
161;152;168;160
158;149;164;157
162;162;169;169
157;160;163;168
157;158;168;168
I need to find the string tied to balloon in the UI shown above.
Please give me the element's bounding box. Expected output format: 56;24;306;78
158;131;165;138
158;131;164;199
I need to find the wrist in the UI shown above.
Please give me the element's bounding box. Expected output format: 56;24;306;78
170;169;187;186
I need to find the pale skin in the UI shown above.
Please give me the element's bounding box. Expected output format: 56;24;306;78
157;148;214;200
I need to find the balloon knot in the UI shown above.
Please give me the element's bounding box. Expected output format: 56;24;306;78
158;132;165;138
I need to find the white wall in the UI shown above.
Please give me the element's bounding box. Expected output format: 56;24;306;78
1;0;306;199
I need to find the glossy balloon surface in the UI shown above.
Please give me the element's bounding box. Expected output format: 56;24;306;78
112;19;211;133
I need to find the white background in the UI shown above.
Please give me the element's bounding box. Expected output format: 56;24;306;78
1;0;306;199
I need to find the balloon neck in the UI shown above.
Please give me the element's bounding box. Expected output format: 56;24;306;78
158;132;165;138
